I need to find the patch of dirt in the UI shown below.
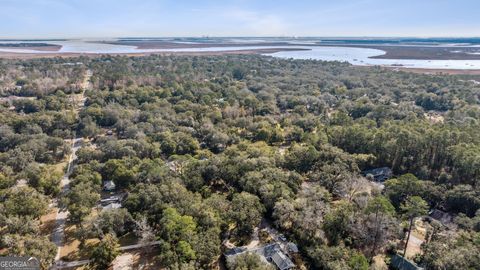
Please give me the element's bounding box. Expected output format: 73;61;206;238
425;113;445;124
60;224;99;261
405;233;423;259
404;219;429;259
372;255;388;270
131;250;163;270
113;253;134;270
40;207;58;235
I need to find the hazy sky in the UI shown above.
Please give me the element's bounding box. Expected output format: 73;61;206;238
1;0;479;38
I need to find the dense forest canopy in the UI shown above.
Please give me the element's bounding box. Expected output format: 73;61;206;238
1;55;479;269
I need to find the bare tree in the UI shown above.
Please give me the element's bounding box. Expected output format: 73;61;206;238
134;216;156;254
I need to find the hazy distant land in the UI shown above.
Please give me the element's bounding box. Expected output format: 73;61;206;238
0;42;61;51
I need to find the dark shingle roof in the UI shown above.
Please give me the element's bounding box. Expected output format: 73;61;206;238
362;167;392;182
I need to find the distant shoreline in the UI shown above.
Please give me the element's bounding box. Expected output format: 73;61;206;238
0;47;306;59
102;40;296;49
1;39;480;73
1;50;479;75
96;40;480;61
0;43;61;51
316;44;480;60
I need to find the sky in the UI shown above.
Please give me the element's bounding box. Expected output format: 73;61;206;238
1;0;480;38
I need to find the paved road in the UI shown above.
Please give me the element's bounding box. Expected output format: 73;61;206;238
52;70;91;265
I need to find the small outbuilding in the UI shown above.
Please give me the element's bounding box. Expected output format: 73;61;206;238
103;180;116;191
428;209;453;225
100;195;121;205
362;167;393;182
102;202;121;211
287;242;299;253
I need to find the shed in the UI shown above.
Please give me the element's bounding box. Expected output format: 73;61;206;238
428;209;453;225
103;180;116;191
100;195;120;205
287;242;299;253
362;167;393;182
102;203;121;211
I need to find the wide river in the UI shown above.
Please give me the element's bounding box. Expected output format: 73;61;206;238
1;40;480;70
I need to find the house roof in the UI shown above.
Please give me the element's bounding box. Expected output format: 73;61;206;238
102;202;121;211
260;243;281;258
428;209;452;225
287;242;299;253
363;167;393;182
225;243;295;270
363;167;392;176
271;250;295;270
103;180;116;190
224;247;247;257
100;196;120;205
391;254;423;270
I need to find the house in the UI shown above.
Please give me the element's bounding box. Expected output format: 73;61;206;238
224;247;247;257
428;209;453;226
102;202;121;211
100;195;121;205
225;243;295;270
287;242;299;253
103;180;116;191
362;167;393;182
391;254;423;270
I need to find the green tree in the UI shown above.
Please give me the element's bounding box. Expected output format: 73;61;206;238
420;231;480;270
90;233;120;270
159;207;197;265
231;192;265;237
3;186;48;218
63;182;100;223
385;174;423;207
323;201;354;245
227;252;275;270
364;196;396;261
102;159;136;188
348;252;369;270
283;144;319;173
3;235;56;269
94;208;132;236
25;164;61;196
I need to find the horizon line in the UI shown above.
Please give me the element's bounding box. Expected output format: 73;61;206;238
2;36;480;40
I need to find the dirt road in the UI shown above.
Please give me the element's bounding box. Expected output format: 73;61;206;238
52;70;91;265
